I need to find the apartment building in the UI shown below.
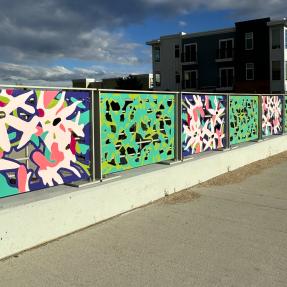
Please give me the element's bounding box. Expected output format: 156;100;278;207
147;18;287;94
268;20;287;93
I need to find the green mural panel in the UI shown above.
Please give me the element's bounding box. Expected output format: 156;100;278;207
229;95;259;145
100;93;175;175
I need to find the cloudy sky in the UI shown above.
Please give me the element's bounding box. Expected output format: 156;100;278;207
0;0;286;86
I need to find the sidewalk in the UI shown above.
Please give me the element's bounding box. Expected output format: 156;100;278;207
1;154;287;287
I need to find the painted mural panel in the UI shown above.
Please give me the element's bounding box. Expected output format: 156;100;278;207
285;97;287;133
229;95;259;145
0;89;91;198
182;94;226;157
100;92;175;175
262;95;283;136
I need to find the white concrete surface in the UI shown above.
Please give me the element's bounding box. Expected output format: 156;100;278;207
0;135;287;260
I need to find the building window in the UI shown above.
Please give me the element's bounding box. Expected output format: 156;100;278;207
285;29;287;49
184;70;197;89
155;72;161;86
219;68;234;88
175;72;180;84
245;32;253;50
272;61;281;80
183;43;197;63
154;46;160;62
175;45;180;58
218;39;234;59
246;63;254;80
272;28;281;49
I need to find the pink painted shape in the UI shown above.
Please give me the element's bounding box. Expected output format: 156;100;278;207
6;89;13;95
0;101;7;107
193;110;198;122
0;151;3;158
195;145;201;154
18;165;28;193
35;126;43;136
43;91;58;108
60;123;66;132
56;104;65;115
198;107;205;117
205;97;210;110
216;129;223;148
32;142;64;170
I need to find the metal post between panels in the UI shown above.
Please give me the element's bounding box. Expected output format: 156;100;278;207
175;92;183;161
94;89;103;180
90;89;96;182
225;93;231;150
282;94;286;134
258;95;263;141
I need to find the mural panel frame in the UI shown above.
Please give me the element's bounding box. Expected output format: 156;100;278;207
0;88;92;198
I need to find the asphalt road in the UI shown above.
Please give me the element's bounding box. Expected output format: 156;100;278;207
1;157;287;287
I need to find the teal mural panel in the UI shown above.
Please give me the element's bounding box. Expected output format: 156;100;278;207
100;92;175;175
229;95;259;145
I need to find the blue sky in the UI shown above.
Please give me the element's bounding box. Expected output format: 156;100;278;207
0;0;285;86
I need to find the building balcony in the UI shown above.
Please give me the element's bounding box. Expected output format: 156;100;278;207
216;77;234;91
215;48;234;62
181;53;198;65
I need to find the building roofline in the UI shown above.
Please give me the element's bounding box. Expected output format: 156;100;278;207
146;27;236;45
183;27;235;38
267;19;287;27
146;32;186;45
146;39;160;45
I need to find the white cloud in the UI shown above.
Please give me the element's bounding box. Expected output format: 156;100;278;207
0;0;286;84
0;63;124;86
179;20;187;27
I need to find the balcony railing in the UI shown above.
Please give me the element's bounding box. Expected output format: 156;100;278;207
216;77;234;91
216;48;234;61
181;53;198;64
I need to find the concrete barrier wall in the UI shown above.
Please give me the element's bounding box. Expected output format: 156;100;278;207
1;134;287;260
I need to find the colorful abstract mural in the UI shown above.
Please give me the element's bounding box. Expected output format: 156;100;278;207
0;89;91;198
182;94;226;156
229;95;259;145
262;95;283;136
100;92;175;175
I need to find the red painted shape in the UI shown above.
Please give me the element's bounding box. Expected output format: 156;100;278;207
35;126;43;136
18;165;28;193
38;108;45;117
43;91;58;108
70;135;77;155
